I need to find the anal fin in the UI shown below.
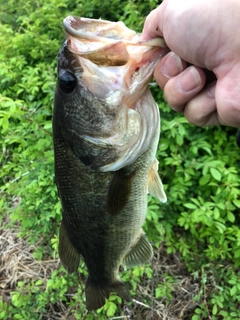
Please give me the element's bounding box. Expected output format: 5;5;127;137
123;231;153;267
147;158;167;203
58;221;80;273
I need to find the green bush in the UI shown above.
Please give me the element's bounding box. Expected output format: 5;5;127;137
1;0;239;319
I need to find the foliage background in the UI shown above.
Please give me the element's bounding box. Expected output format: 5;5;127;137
0;0;239;319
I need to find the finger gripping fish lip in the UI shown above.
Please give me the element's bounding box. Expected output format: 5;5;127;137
63;15;166;49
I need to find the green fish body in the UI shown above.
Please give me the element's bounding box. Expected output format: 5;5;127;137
53;16;167;311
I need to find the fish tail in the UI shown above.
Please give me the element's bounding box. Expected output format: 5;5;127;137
85;278;131;311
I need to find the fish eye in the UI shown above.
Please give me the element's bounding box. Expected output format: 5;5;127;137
59;71;77;93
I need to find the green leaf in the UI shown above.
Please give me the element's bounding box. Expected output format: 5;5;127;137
212;304;218;315
106;302;117;317
227;211;235;223
35;279;43;286
159;142;169;151
199;174;210;186
233;199;240;208
214;222;226;233
192;316;200;320
183;203;197;209
43;121;52;129
210;168;222;181
213;207;220;219
230;285;237;296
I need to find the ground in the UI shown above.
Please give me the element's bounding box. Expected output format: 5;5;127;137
1;213;205;320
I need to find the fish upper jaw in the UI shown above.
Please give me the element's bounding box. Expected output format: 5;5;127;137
63;16;166;47
63;16;136;42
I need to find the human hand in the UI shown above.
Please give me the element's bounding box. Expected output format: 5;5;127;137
142;0;240;127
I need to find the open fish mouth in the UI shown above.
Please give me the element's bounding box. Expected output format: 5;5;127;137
62;16;167;108
63;16;166;70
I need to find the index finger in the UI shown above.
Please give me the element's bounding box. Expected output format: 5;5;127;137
141;6;164;41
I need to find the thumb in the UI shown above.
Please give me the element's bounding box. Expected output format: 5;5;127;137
216;62;240;127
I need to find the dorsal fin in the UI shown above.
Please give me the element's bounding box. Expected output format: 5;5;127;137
147;158;167;203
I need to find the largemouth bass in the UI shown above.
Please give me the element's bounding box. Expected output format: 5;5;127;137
53;16;167;311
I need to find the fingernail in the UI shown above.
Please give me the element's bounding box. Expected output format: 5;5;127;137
178;66;202;92
161;52;183;77
207;82;216;98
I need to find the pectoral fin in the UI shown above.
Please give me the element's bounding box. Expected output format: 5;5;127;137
123;231;153;267
147;158;167;203
107;169;136;215
58;221;80;273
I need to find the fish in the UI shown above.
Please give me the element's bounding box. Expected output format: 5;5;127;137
53;16;167;311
